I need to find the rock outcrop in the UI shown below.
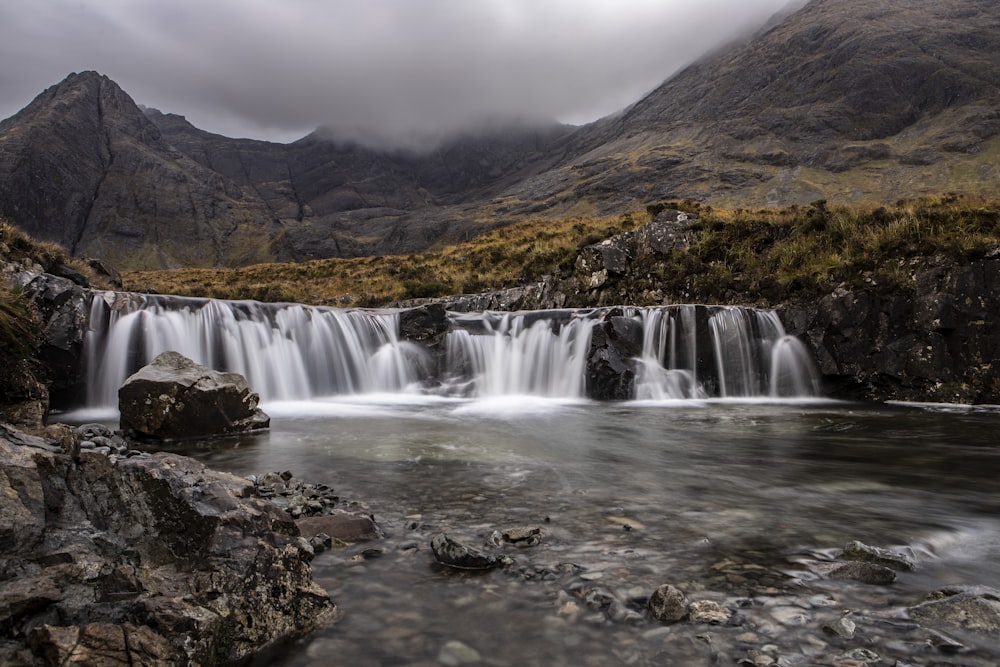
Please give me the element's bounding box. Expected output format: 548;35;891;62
118;351;270;440
0;423;336;665
781;251;1000;403
8;270;90;409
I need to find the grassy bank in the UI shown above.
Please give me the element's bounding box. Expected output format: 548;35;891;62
122;195;1000;308
645;194;1000;305
123;213;640;306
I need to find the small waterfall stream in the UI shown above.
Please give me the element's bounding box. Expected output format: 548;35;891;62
81;292;820;410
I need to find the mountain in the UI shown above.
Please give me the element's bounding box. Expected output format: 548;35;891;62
143;110;569;262
1;0;998;270
502;0;1000;214
0;72;568;269
0;72;281;269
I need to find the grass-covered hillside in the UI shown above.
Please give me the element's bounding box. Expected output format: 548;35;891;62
123;195;1000;308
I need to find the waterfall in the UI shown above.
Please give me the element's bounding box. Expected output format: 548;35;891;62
79;293;820;410
633;305;820;399
84;293;427;407
444;312;594;398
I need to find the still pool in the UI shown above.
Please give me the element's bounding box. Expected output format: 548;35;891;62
92;397;1000;666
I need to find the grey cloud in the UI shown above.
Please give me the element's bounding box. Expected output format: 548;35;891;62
0;0;795;146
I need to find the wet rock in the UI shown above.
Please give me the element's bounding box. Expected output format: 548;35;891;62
586;321;635;400
502;525;543;546
309;533;333;553
27;623;176;666
0;425;336;665
648;584;689;624
399;302;449;344
297;512;382;543
118;351;270;440
688;600;731;625
827;561;898;585
768;605;812;626
438;639;482;665
822;615;857;639
836;647;880;664
11;271;89;406
430;533;503;570
0;358;49;428
908;585;1000;634
840;540;915;571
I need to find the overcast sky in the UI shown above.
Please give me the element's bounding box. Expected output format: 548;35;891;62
0;0;797;147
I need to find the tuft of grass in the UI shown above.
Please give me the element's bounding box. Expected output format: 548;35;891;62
0;287;40;362
0;221;68;271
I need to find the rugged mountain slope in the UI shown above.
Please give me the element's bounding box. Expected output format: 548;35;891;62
0;72;282;269
145;111;569;260
0;71;566;269
510;0;1000;214
1;0;998;270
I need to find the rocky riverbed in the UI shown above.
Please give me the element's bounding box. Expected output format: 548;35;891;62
264;474;1000;667
4;409;1000;666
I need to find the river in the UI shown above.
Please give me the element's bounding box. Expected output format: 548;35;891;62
70;294;1000;664
140;396;1000;667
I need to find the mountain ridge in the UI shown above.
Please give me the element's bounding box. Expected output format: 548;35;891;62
1;0;998;270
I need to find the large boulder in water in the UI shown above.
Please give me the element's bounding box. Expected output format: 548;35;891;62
118;351;270;440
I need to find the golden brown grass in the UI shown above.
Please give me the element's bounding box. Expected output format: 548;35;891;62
118;194;1000;308
123;213;641;306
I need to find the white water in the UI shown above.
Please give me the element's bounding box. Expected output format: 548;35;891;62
80;293;820;411
633;305;819;400
444;312;594;397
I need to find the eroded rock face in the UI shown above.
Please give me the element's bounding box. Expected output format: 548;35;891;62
0;425;336;666
118;351;270;440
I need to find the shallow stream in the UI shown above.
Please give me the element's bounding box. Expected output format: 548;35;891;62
119;396;1000;666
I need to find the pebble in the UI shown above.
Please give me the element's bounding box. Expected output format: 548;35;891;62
438;640;481;666
822;615;856;639
688;599;731;624
769;606;811;626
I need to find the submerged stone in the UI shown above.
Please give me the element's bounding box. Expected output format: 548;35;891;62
430;533;502;570
648;584;688;623
827;561;897;585
840;540;915;571
688;599;731;624
909;585;1000;634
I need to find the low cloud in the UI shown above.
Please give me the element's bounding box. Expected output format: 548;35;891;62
0;0;795;146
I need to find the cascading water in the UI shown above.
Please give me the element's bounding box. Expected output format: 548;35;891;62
79;293;821;411
84;292;428;407
444;312;594;398
633;305;820;399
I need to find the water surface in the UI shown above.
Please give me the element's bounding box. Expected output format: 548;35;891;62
143;398;1000;666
